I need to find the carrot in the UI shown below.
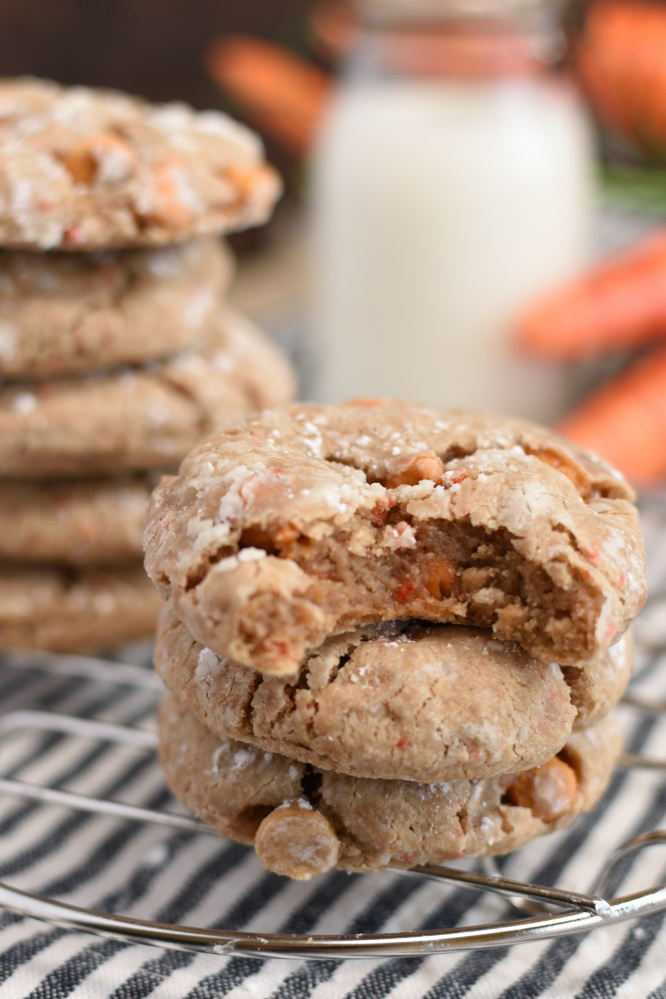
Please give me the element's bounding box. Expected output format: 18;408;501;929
517;230;666;360
578;0;666;156
576;41;641;147
204;36;332;157
557;344;666;486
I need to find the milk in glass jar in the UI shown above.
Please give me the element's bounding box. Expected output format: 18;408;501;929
311;0;594;420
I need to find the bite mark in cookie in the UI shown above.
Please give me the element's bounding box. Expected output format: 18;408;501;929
144;404;646;674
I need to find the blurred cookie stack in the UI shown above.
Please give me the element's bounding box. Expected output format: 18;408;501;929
145;403;647;879
0;78;294;654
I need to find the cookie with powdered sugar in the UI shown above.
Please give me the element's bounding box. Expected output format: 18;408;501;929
144;402;646;675
0;238;231;380
155;607;632;783
158;692;622;880
0;476;154;566
0;562;161;653
0;78;280;249
0;312;295;477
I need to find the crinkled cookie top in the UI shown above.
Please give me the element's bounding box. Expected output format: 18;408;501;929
0;77;281;249
144;402;646;672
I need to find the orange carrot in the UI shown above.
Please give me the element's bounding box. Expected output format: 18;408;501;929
204;36;332;157
576;42;641;147
578;0;666;155
557;344;666;486
517;230;666;360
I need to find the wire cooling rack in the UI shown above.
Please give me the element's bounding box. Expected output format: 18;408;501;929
0;610;664;963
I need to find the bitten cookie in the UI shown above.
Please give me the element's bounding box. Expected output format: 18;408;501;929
0;562;161;652
155;608;632;783
0;77;280;249
144;403;646;675
0;477;153;565
0;312;295;477
158;693;622;879
0;238;232;380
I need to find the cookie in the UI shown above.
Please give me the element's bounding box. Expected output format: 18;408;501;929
155;608;632;783
560;639;635;731
214;311;300;412
0;477;154;565
158;693;622;878
0;311;295;477
0;77;281;250
144;403;646;676
0;238;232;380
0;562;161;653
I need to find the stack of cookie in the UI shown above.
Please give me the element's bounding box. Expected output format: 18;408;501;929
0;78;294;654
145;402;646;879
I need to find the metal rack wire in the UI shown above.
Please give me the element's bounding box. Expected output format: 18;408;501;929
0;632;664;963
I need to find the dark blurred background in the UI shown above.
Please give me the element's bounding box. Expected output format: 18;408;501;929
0;0;308;106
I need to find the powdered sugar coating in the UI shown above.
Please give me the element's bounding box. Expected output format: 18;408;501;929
0;238;232;380
0;311;294;477
0;78;281;249
145;403;646;674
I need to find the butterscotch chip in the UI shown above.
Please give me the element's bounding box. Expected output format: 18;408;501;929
155;608;632;782
0;238;232;381
0;78;281;249
385;453;444;488
64;133;137;186
158;693;622;877
254;804;340;880
144;403;645;675
0;562;161;653
505;757;578;821
0;477;152;566
0;311;295;477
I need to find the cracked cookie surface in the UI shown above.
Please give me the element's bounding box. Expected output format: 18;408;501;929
0;238;231;380
156;608;632;783
0;78;281;249
0;311;295;477
144;403;646;674
158;693;622;877
0;561;161;652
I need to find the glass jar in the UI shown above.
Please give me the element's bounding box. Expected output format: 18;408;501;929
310;0;594;420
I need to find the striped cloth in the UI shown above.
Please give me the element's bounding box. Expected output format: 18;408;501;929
0;503;665;998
